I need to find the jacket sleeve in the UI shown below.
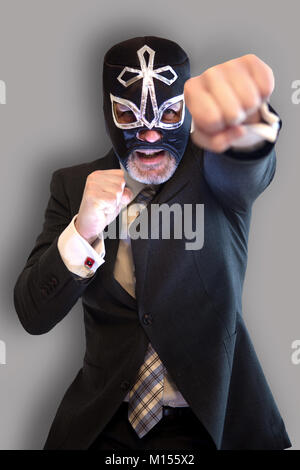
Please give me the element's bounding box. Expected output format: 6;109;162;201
202;106;281;213
13;169;94;335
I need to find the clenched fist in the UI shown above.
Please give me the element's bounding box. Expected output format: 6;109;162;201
184;54;275;153
75;169;133;244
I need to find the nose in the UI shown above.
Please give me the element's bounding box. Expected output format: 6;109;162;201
137;129;162;143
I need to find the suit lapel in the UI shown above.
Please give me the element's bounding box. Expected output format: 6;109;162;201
131;139;202;306
97;141;203;309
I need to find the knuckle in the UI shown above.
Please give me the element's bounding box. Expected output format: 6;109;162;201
184;77;196;101
83;184;93;197
225;108;243;125
105;193;115;202
113;176;126;187
201;110;223;131
212;141;226;153
204;65;218;77
184;77;192;92
202;66;217;84
113;180;125;191
85;180;97;192
194;101;223;128
243;92;260;111
211;135;228;153
87;171;100;182
90;169;102;177
84;192;95;204
243;53;258;64
106;193;116;204
261;68;275;97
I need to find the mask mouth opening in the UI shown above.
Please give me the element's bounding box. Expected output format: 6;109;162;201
131;149;171;168
135;149;166;158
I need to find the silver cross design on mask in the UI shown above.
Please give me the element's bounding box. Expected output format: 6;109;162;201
116;45;178;129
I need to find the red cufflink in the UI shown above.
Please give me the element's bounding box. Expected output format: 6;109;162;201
84;257;95;269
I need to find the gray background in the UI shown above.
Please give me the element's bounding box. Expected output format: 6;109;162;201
0;0;299;450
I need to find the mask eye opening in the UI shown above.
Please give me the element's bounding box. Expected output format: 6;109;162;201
110;94;142;129
113;102;137;124
157;94;185;129
161;100;183;124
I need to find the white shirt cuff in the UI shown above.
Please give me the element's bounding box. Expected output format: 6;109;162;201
57;214;106;278
230;102;281;150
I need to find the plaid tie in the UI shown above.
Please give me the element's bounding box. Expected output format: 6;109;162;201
128;342;165;438
127;185;166;438
126;184;157;227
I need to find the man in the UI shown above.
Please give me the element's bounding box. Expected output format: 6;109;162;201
14;36;291;450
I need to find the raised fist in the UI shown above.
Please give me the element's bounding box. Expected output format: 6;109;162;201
184;54;274;153
75;169;134;244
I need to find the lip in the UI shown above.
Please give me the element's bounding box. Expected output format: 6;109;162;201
136;148;164;155
134;149;167;165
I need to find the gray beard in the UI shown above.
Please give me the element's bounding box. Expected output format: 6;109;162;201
126;152;178;184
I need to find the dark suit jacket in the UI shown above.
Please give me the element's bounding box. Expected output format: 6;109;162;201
14;136;291;450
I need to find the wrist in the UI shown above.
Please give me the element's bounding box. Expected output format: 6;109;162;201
74;218;98;246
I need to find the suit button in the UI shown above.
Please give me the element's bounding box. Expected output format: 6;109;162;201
50;277;58;287
142;313;153;325
40;288;47;297
120;381;130;391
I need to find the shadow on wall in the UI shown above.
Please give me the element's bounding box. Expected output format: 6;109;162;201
4;32;133;449
5;24;189;449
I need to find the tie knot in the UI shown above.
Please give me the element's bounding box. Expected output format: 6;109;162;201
133;185;158;205
125;185;158;231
